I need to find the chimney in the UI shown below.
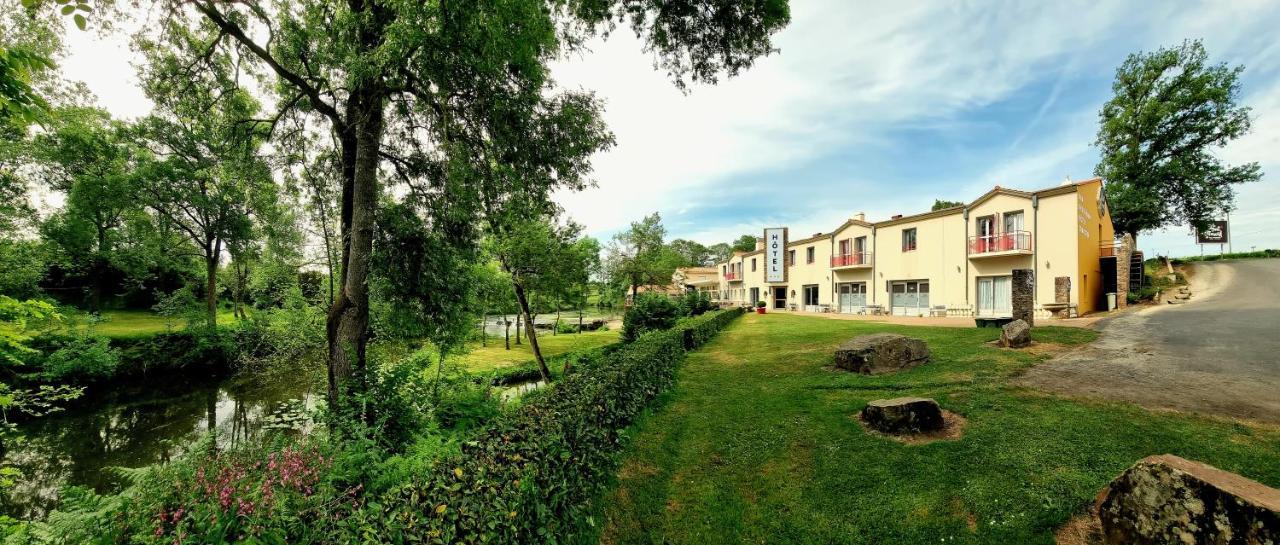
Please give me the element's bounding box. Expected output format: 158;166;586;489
1061;175;1073;186
853;212;866;222
755;238;764;251
813;232;822;238
891;214;903;220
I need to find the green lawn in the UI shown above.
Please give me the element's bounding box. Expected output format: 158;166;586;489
50;309;247;339
459;327;620;372
600;313;1280;545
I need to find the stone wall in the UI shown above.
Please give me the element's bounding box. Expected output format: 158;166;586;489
1012;268;1034;326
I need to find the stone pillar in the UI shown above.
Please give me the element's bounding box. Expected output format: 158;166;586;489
1012;268;1034;326
1115;233;1133;310
1054;277;1071;303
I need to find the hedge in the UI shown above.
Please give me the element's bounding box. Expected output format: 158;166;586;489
369;307;745;543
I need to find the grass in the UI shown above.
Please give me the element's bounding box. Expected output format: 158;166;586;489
458;327;620;372
50;309;247;339
599;313;1280;545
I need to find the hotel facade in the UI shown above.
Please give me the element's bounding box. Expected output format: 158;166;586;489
695;177;1124;319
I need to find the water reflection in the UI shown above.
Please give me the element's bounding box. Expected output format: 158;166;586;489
1;364;320;519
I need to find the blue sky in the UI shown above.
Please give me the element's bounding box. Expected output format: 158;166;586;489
64;1;1280;258
547;1;1280;258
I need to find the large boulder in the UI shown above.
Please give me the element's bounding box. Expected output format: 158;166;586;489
834;333;930;374
1000;319;1031;348
861;397;944;433
1097;454;1280;545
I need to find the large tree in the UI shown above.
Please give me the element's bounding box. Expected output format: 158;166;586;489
490;216;594;381
134;67;273;327
147;0;789;407
34;107;140;311
1095;40;1262;239
607;212;681;297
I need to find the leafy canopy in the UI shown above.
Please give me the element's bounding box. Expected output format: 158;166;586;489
1095;39;1262;236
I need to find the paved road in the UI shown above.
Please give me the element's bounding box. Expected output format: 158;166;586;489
1018;259;1280;424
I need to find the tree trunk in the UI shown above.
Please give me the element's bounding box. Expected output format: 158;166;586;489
578;307;583;334
326;91;384;408
503;314;510;350
554;306;560;336
205;240;221;328
514;312;522;345
480;311;487;347
513;281;550;381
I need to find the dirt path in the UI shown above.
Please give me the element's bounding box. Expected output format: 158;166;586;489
1016;259;1280;424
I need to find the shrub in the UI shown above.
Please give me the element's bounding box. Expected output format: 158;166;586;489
622;293;680;342
676;291;713;317
370;308;745;544
554;320;579;334
1127;285;1159;304
37;334;120;382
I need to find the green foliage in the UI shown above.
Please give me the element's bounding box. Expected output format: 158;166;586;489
1096;40;1263;236
367;308;743;544
622;293;681;342
932;199;964;211
0;240;47;300
606;212;683;295
36;333;119;382
668;238;714;267
1173;249;1279;262
0;46;53;125
150;286;201;333
730;234;758;253
676;290;713;317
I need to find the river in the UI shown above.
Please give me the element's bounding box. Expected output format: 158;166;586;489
0;363;321;519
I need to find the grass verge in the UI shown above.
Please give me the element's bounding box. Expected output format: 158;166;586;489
599;313;1280;545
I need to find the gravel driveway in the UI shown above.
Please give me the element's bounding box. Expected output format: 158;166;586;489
1017;259;1280;424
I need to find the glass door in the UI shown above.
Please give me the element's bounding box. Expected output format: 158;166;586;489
838;283;866;313
977;276;1012;317
773;286;787;310
891;281;927;316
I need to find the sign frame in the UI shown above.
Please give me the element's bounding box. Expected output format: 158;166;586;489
1195;220;1229;245
763;227;788;284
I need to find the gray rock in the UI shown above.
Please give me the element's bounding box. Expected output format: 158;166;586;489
834;333;930;374
1000;319;1031;348
861;397;944;433
1097;454;1280;545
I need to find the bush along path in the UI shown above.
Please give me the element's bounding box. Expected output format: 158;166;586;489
372;308;745;543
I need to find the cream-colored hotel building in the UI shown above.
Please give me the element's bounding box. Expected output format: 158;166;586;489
698;177;1122;319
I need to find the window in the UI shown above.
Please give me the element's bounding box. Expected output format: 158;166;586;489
751;258;757;272
976;215;995;236
838;238;851;255
803;284;819;306
854;236;866;254
788;249;795;265
806;246;815;263
901;228;917;251
721;265;726;276
1003;210;1024;233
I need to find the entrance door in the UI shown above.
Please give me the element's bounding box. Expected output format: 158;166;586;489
890;280;930;316
773;286;787;310
749;287;760;307
976;276;1012;317
837;282;866;313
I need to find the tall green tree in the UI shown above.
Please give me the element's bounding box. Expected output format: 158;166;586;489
932;199;963;211
34;107;139;310
668;238;713;267
491;216;594;381
1095;40;1262;240
730;234;758;253
607;212;681;297
148;0;789;406
134;69;273;327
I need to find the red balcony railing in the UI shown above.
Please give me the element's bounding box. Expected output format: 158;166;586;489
724;270;742;281
968;231;1032;254
830;252;872;267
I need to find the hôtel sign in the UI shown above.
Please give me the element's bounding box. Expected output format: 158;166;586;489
764;227;788;283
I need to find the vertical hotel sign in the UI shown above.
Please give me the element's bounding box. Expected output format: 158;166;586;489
764;227;788;283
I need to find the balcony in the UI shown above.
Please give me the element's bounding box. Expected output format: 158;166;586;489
830;252;872;269
968;231;1032;258
724;270;742;282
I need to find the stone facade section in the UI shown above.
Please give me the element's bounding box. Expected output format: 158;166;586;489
1054;276;1071;303
1012;268;1034;326
861;397;944;433
1097;454;1280;545
834;333;930;375
1115;233;1133;310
